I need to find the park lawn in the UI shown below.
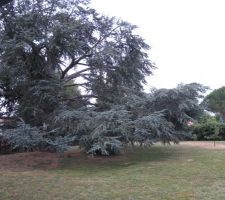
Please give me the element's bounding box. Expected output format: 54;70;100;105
1;144;225;200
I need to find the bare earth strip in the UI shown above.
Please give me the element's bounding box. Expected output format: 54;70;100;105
180;141;225;149
0;152;60;171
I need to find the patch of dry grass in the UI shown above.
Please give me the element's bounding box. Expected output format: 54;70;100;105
180;141;225;149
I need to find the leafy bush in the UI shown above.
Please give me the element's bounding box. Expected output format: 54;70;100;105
192;122;225;141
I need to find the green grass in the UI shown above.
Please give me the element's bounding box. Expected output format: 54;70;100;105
1;144;225;200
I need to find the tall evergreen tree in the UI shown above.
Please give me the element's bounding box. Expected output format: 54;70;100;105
0;0;208;155
0;0;154;125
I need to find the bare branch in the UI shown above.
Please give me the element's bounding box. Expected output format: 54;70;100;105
64;83;87;87
65;68;91;81
61;54;91;79
61;58;75;79
60;94;98;102
77;63;90;67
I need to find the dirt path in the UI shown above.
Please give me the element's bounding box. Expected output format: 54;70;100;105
180;141;225;149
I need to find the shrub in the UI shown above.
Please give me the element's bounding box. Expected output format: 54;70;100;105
192;122;225;141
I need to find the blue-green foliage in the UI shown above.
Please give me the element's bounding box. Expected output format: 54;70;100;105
0;123;77;153
0;83;206;155
53;83;207;155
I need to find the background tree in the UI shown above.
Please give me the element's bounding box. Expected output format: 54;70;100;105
202;86;225;122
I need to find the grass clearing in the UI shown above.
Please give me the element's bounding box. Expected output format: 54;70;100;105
1;143;225;199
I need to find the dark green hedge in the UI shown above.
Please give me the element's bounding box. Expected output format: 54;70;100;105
192;122;225;141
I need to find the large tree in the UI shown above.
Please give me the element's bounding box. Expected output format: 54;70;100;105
0;0;208;155
0;0;154;124
202;86;225;122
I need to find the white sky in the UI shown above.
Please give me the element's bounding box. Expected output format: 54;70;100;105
91;0;225;91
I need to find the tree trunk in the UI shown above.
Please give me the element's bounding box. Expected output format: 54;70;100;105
222;113;225;124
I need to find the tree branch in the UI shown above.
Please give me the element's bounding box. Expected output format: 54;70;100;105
77;62;90;67
61;54;91;79
65;68;91;81
64;83;87;87
60;94;98;102
75;94;98;99
61;25;120;79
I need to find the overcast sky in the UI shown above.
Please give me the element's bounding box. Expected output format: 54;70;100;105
91;0;225;91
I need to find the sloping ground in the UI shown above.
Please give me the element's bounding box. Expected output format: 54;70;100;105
1;143;225;200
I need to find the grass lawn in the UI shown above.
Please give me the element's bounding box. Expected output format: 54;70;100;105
1;143;225;200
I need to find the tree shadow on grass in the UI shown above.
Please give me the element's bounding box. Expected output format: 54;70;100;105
0;144;190;172
58;145;183;174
